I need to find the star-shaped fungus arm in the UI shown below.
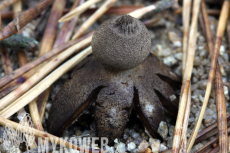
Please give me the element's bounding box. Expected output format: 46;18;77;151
95;82;133;143
47;57;105;136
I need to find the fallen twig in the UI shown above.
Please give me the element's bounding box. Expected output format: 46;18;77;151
0;0;19;10
200;0;228;152
187;1;230;152
72;0;117;39
38;0;83;122
0;32;93;89
172;0;201;152
0;0;54;41
179;0;192;152
0;46;92;118
29;0;66;128
0;36;92;112
54;0;83;47
59;0;101;22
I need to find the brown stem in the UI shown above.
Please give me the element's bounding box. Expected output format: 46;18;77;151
200;0;228;152
72;0;117;39
227;17;230;53
29;0;66;127
0;46;13;75
38;0;66;56
17;50;27;66
0;0;19;10
0;0;54;41
0;63;45;99
54;0;83;47
37;0;82;121
174;7;220;16
187;1;230;151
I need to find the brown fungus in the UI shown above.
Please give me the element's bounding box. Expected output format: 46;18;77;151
92;15;151;70
47;15;181;143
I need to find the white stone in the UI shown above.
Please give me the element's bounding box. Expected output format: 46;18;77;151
163;56;177;66
149;138;160;153
174;53;182;60
224;86;229;100
114;138;119;144
173;41;182;47
169;95;176;101
46;103;52;112
219;45;225;55
159;143;168;152
82;130;91;137
116;142;126;153
138;140;149;152
127;142;136;151
132;133;140;139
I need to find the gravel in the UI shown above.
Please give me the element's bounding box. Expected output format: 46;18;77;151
0;0;229;153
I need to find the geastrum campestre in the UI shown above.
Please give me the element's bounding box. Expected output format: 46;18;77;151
47;15;181;142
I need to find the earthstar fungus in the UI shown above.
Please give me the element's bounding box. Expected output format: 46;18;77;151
47;15;181;142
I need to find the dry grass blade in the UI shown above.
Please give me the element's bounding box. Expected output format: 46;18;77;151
54;0;83;46
59;0;101;22
187;1;230;152
129;0;178;19
0;36;92;111
174;7;220;16
209;146;220;153
0;46;92;118
0;11;14;19
82;5;144;16
227;16;230;51
30;0;66;126
29;100;44;131
180;88;191;152
179;0;192;151
182;0;192;72
195;114;230;143
214;64;228;152
39;0;66;56
172;0;201;152
0;63;45;99
0;0;19;10
72;0;117;40
194;131;221;153
0;33;93;89
200;0;228;152
0;116;97;152
38;0;83;122
13;0;22;15
0;0;54;41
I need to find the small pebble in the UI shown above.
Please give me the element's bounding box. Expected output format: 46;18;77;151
219;45;225;55
169;95;176;102
138;139;149;152
75;130;82;136
149;138;160;153
127;142;136;151
116;142;126;153
163;56;177;66
160;143;168;152
157;121;168;140
132;133;140;139
82;130;91;137
174;52;182;60
168;126;174;136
